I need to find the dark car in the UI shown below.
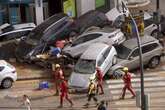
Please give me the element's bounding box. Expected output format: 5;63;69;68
15;13;73;61
15;11;109;62
70;10;109;34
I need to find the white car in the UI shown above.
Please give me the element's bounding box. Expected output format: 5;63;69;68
106;8;158;36
68;43;117;90
0;60;17;88
63;27;125;58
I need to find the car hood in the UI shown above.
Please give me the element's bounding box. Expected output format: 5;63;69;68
63;45;87;58
68;72;94;88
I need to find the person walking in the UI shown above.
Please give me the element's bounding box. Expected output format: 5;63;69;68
95;67;104;95
120;67;136;99
59;78;73;108
52;64;64;96
84;78;98;107
21;95;32;110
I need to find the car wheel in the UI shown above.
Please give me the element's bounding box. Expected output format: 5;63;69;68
112;56;117;65
151;30;159;39
148;56;160;68
2;78;13;89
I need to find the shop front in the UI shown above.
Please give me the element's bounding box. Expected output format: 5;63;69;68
0;0;33;25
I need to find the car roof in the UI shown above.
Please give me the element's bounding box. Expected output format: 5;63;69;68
81;43;110;60
13;23;36;30
122;35;158;49
0;60;7;66
0;28;33;36
87;26;119;33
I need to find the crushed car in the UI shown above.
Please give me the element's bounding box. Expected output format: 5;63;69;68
63;26;125;60
15;11;110;62
68;43;117;91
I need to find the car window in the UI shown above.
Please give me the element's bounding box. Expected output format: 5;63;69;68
74;59;96;74
97;55;105;66
130;48;139;57
113;15;124;28
72;33;102;46
142;43;159;54
0;30;31;42
144;17;153;27
0;66;4;72
115;44;131;59
103;47;111;58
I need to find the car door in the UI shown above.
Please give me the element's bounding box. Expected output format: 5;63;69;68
123;48;140;70
144;17;157;35
141;43;160;65
102;47;112;74
97;54;106;74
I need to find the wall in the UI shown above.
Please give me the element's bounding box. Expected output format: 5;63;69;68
76;0;95;17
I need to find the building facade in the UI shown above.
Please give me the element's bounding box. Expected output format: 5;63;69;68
0;0;114;25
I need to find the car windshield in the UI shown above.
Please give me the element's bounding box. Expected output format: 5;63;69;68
115;44;131;59
74;59;96;74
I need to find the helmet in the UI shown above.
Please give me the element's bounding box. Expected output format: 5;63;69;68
55;64;60;68
123;67;128;72
89;77;94;83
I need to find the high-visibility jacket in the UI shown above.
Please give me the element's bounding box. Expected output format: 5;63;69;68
88;82;96;95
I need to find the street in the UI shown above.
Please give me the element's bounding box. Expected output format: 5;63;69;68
0;57;165;110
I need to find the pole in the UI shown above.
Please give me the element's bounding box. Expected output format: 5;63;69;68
121;1;146;109
130;14;146;110
156;0;160;39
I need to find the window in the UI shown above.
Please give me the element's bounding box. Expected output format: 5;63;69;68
103;47;111;58
144;18;153;27
97;55;105;66
142;43;159;54
130;49;139;57
1;30;31;42
72;33;102;46
0;66;4;72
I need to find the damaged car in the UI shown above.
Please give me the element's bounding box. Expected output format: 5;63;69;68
15;11;109;62
68;43;117;90
63;26;125;59
108;35;163;78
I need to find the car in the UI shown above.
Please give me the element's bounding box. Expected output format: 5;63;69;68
0;28;34;60
106;8;158;36
68;43;117;90
70;10;109;34
0;60;17;89
15;13;73;62
63;26;125;59
15;11;109;62
109;35;163;76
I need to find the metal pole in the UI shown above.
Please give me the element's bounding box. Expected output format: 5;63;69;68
129;12;146;110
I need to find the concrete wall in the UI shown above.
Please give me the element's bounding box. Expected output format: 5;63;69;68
76;0;95;17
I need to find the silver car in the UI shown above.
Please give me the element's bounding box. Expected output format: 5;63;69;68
63;27;125;58
109;35;163;76
68;43;117;90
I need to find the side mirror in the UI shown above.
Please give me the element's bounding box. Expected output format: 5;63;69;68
128;56;134;60
20;36;26;41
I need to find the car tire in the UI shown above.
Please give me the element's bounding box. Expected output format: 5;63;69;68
148;56;160;68
112;56;117;65
1;78;13;89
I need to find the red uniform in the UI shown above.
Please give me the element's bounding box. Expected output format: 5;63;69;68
121;72;135;99
59;80;73;107
96;69;104;94
53;69;64;95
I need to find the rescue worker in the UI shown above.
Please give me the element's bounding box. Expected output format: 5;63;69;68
84;78;98;107
52;64;64;96
95;67;104;95
138;19;144;36
59;78;73;108
120;67;136;99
